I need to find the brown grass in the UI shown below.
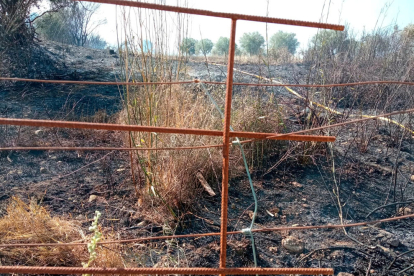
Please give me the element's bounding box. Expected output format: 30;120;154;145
120;84;284;218
0;197;124;268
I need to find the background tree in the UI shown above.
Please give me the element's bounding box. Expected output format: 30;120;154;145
35;2;107;48
180;38;197;55
240;32;265;56
212;37;229;56
0;0;67;47
212;37;240;57
65;2;106;47
304;29;356;61
86;34;107;49
269;31;299;54
195;38;213;56
35;12;70;44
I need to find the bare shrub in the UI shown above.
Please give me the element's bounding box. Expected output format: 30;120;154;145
269;47;294;64
35;2;106;48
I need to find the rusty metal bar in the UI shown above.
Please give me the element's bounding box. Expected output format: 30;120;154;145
1;213;413;248
3;77;414;87
79;0;343;31
0;145;224;151
0;118;336;142
229;80;414;87
0;266;333;275
0;77;193;86
219;18;237;275
262;108;414;140
0;2;345;275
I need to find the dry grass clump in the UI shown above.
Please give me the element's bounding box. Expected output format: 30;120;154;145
120;84;284;215
0;197;125;268
0;197;83;266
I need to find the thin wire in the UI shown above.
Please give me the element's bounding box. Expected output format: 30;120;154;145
209;63;414;134
262;108;414;140
208;80;414;87
0;265;334;275
0;213;413;248
236;108;414;146
0;77;194;86
3;76;414;88
0;145;224;151
199;82;258;268
238;139;258;269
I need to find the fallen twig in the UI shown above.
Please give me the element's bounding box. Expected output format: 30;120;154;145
366;199;414;218
296;246;369;264
387;248;414;270
366;258;372;276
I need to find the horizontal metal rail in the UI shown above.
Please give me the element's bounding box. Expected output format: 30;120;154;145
234;108;414;145
0;145;224;151
0;118;336;142
77;0;343;31
3;77;414;87
0;77;193;86
208;80;414;87
1;213;412;248
0;266;333;275
262;108;414;140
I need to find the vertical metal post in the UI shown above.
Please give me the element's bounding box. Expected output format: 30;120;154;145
219;18;237;276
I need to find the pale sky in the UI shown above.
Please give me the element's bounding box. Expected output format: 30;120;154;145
94;0;414;52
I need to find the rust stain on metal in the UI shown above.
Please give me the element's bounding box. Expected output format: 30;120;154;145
0;266;334;275
0;213;413;248
79;0;343;31
3;77;414;88
0;118;336;142
219;18;237;275
0;77;192;86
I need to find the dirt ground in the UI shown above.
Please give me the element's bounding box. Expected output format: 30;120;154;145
1;42;414;276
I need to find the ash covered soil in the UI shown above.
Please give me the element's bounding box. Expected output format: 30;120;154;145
1;43;414;276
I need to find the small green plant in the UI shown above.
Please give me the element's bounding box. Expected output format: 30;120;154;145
83;211;102;276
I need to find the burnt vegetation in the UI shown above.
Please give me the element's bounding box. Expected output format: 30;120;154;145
1;1;414;275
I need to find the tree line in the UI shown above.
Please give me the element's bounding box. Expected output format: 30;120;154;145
180;31;299;57
1;0;299;54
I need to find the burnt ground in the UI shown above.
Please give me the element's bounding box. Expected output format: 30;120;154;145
1;43;414;276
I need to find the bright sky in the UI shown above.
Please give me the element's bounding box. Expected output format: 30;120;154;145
95;0;414;51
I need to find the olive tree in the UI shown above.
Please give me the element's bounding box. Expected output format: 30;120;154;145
212;37;241;57
269;31;299;54
304;29;356;61
239;31;265;56
180;38;197;55
195;38;213;56
213;37;229;56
